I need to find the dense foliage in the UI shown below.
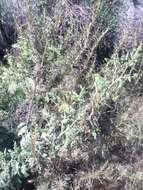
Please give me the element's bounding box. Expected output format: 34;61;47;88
0;0;143;189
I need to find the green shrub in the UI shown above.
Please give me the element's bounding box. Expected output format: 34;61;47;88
0;0;142;189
